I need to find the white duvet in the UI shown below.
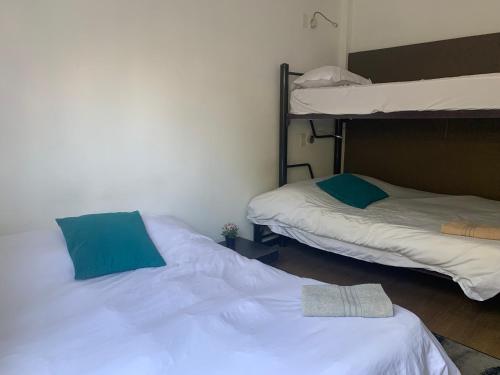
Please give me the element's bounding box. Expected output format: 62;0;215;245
248;177;500;301
0;216;458;374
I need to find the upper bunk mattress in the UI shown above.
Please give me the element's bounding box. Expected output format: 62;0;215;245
290;73;500;115
247;176;500;301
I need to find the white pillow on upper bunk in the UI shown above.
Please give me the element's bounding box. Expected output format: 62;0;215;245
294;65;372;88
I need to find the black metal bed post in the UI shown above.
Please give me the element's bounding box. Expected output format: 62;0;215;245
253;224;263;243
279;63;289;187
333;120;343;174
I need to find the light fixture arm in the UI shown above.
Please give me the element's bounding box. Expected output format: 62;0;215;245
311;11;338;29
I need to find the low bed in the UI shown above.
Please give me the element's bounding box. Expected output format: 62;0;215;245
0;215;458;374
248;176;500;301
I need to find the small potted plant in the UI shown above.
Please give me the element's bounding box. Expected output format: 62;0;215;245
221;223;239;249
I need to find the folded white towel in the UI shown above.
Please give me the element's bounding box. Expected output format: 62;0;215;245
302;284;393;318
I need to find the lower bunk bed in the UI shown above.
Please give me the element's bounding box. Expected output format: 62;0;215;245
248;176;500;301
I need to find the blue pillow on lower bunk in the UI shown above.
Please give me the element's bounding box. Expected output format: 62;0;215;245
56;211;166;280
316;174;388;209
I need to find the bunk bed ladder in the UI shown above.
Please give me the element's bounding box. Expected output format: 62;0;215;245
279;63;343;187
260;63;343;245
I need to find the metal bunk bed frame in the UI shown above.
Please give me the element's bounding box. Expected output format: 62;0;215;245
253;62;500;245
279;62;500;187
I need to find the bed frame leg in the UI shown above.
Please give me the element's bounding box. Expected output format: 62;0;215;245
279;63;289;187
254;224;264;243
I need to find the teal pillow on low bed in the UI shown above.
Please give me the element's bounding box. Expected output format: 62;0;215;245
316;174;388;209
56;211;166;280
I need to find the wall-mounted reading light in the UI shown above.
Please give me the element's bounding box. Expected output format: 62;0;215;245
310;11;338;29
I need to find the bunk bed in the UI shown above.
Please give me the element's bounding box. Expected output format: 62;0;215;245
249;32;500;301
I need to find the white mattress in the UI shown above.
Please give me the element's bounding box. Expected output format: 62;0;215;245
247;177;500;301
0;215;458;375
290;73;500;115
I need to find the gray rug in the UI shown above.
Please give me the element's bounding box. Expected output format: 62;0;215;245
435;334;500;375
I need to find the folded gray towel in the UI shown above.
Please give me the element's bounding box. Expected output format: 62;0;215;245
302;284;393;318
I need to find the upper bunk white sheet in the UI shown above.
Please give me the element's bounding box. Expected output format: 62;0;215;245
0;216;458;375
290;73;500;115
247;177;500;301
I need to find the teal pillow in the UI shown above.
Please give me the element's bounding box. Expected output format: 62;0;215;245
56;211;166;280
316;174;388;209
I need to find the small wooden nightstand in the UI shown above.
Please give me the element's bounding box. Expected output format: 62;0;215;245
219;237;279;264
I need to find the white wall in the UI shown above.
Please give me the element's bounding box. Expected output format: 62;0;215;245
0;0;343;239
350;0;500;52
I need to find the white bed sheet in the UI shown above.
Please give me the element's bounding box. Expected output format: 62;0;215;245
248;177;500;301
290;73;500;115
0;216;458;375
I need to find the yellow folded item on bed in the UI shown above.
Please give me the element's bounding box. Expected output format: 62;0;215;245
441;222;500;240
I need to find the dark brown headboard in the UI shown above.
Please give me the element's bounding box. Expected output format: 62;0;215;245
345;33;500;200
349;33;500;83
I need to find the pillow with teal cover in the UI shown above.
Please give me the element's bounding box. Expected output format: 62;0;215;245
56;211;166;280
316;174;388;209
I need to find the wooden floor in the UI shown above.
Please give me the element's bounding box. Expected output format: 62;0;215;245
271;241;500;358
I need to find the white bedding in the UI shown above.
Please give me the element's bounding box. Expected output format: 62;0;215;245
290;73;500;115
0;216;458;375
248;177;500;301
